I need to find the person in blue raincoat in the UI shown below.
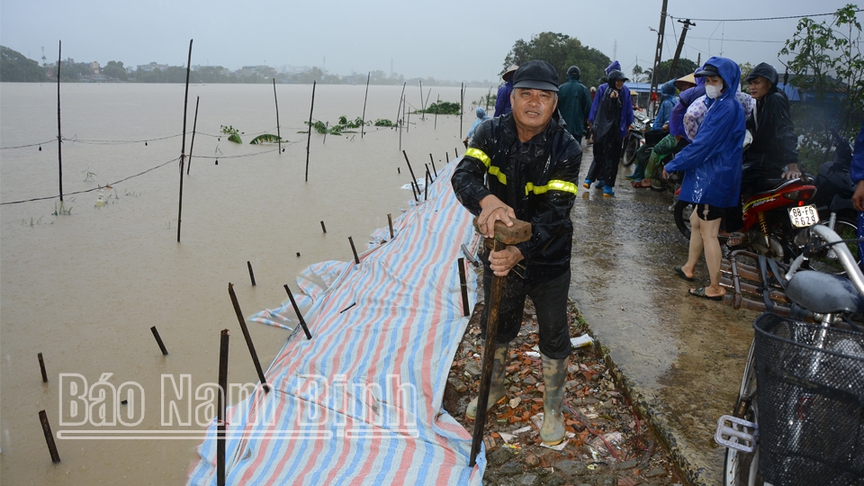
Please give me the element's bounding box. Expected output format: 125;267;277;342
651;80;678;131
849;120;864;268
664;57;745;301
464;107;492;147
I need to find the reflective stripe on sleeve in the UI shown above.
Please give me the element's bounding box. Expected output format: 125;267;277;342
465;147;507;185
525;180;579;196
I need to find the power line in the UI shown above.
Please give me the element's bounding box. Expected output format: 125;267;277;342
689;36;785;44
668;9;863;23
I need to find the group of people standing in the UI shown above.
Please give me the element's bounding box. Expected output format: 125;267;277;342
450;56;803;444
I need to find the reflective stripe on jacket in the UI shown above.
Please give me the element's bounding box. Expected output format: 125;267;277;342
451;113;581;282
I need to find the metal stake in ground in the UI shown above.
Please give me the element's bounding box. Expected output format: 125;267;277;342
227;283;270;392
469;217;531;468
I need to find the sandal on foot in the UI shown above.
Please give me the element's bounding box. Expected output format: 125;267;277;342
688;287;723;301
674;266;694;281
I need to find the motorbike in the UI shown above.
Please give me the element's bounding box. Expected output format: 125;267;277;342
622;109;650;167
674;171;860;274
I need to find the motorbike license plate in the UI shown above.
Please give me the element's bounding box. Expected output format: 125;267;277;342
788;204;820;228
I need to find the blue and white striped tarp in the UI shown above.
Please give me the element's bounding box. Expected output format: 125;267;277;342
187;158;485;485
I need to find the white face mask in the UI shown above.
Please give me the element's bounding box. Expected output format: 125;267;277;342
705;84;723;99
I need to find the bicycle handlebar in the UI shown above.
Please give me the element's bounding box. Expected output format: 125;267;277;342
788;224;864;297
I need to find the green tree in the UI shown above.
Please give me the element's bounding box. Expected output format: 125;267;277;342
0;46;47;82
654;58;699;83
779;4;864;170
102;60;127;80
502;32;611;89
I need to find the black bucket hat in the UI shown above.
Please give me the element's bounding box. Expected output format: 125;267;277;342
512;60;559;92
694;65;720;78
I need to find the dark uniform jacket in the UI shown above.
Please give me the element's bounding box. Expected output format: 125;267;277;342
451;113;581;282
743;63;798;187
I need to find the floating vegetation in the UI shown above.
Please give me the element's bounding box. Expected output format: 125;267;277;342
221;125;242;144
82;169;97;182
249;134;284;145
303;115;371;135
52;201;72;216
374;119;396;127
417;101;461;115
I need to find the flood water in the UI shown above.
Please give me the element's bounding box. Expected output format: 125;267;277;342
0;82;483;485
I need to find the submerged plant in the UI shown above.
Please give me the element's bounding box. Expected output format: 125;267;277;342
249;134;284;145
52;201;72;216
220;125;242;144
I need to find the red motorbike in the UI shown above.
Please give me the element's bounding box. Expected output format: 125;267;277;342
674;176;821;263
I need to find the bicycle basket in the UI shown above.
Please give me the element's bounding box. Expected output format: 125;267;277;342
754;313;864;485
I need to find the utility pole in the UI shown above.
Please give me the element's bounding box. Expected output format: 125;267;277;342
649;0;669;116
668;19;695;79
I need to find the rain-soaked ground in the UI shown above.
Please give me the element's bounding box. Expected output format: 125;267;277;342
568;146;757;485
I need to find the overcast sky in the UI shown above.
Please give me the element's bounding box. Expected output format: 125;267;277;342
1;0;857;83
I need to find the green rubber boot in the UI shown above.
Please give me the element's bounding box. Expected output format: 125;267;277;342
465;344;508;419
540;353;568;445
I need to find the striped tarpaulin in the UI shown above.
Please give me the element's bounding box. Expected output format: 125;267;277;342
188;159;485;485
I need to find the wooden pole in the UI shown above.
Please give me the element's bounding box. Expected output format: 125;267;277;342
305;81;316;182
419;80;425;121
283;284;312;339
320;220;327;233
434;95;439;130
361;72;370;139
227;283;270;392
460;83;465;140
398;94;404;151
217;329;229;486
429;153;438;177
39;410;61;463
348;236;360;264
177;39;193;243
38;352;48;382
470;219;532;467
272;79;282;154
424;168;429;201
186;96;199;175
486;85;492;112
56;41;63;203
387;213;394;239
150;326;169;355
457;258;469;316
401;150;418;187
247;261;256;286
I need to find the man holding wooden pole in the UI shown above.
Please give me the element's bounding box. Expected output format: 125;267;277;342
451;60;582;453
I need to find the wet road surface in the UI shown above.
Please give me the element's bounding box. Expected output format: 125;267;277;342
569;146;758;485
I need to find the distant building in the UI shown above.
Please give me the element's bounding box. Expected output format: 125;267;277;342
90;61;100;74
136;62;171;73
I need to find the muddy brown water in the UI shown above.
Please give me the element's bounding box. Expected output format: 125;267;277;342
0;82;484;485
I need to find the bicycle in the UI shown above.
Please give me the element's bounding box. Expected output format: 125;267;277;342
715;224;864;486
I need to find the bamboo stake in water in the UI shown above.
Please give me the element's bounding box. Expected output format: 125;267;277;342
434;95;439;130
150;326;169;355
283;284;312;339
186;96;199;175
56;41;63;203
418;80;425;121
217;329;229;486
177;39;193;243
387;213;394;239
361;72;370;139
348;236;360;264
272;79;282;154
460;83;465;141
227;283;270;393
38;352;48;382
247;261;256;286
429;153;438;177
305;81;316;182
39;410;61;463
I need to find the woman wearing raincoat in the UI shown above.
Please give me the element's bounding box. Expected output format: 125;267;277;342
664;57;746;300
